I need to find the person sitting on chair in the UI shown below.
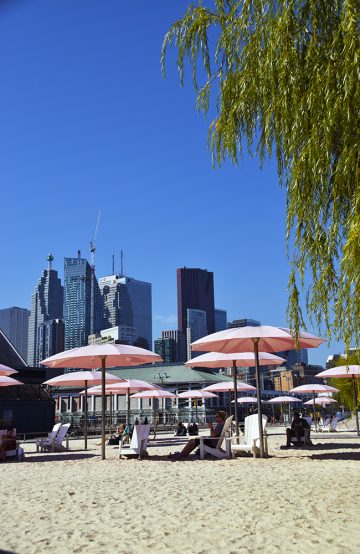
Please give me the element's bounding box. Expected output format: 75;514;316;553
175;421;187;436
283;412;310;448
187;420;199;436
0;428;17;461
170;411;226;460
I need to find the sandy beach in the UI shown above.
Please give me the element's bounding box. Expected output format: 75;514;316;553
1;429;360;554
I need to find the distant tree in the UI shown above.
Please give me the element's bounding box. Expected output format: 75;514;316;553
162;0;359;347
330;352;360;411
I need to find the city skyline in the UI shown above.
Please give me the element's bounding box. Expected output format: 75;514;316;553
0;248;342;366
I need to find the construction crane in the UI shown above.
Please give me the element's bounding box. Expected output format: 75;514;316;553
90;210;101;336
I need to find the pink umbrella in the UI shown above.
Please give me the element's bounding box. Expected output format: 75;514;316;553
232;397;261;404
316;366;360;435
81;379;158;426
177;390;217;419
289;384;339;431
203;381;256;393
304;398;337;406
267;396;302;404
44;371;124;450
131;389;177;399
177;390;217;399
186;351;285;435
0;375;23;386
0;364;18;376
191;325;324;458
42;344;162;459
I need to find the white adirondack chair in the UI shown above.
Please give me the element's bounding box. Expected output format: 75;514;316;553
198;416;233;460
36;422;62;452
38;423;70;452
119;424;150;459
227;414;268;458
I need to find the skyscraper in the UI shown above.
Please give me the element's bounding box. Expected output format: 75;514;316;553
37;319;65;362
27;255;64;366
227;318;261;329
64;253;104;350
186;308;208;360
161;329;186;362
215;309;227;332
177;267;215;337
0;307;30;361
154;337;177;364
98;274;152;349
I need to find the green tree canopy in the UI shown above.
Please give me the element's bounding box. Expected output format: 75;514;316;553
162;0;359;347
330;351;360;410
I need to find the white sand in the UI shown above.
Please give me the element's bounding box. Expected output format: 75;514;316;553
1;429;360;554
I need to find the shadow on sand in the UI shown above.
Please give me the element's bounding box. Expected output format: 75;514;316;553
24;452;97;463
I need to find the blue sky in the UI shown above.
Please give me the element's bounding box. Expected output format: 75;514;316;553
0;0;342;365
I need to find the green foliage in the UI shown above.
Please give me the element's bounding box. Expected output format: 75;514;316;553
162;0;360;346
330;352;360;411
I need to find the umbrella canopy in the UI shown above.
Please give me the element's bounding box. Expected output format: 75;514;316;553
191;326;325;354
315;365;360;379
304;398;337;406
203;381;256;393
41;344;162;459
289;384;339;432
177;390;217;399
41;343;162;369
0;375;23;386
267;396;302;403
80;379;158;425
0;364;18;376
43;371;123;387
232;397;261;404
191;325;324;458
186;350;284;437
316;365;360;436
185;351;286;368
44;370;123;451
289;384;339;394
131;389;177;399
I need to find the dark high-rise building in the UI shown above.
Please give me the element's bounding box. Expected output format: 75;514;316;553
27;255;64;366
64;253;104;350
161;329;186;362
37;319;65;362
98;274;152;350
0;307;30;361
227;318;261;329
177;267;215;338
215;309;227;332
154;337;177;364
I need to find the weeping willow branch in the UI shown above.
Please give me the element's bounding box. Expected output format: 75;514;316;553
162;0;360;347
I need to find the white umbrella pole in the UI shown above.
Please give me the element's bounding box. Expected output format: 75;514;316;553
110;392;113;435
84;380;88;450
232;361;239;436
352;376;360;436
101;356;106;460
252;338;265;457
312;392;317;432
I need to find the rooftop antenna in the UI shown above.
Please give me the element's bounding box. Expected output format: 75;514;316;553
120;249;124;277
112;253;115;275
90;210;101;335
47;253;54;271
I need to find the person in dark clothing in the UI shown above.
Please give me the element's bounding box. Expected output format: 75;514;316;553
283;412;310;447
170;411;226;460
175;421;187;436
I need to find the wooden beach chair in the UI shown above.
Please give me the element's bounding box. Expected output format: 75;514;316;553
227;414;268;458
198;416;233;460
119;424;150;460
38;423;70;452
